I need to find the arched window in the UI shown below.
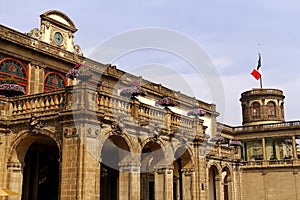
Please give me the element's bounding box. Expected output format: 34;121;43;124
44;72;65;92
251;102;260;117
0;58;27;88
267;101;276;116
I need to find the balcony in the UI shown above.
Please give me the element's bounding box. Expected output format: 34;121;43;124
240;159;300;169
0;85;202;138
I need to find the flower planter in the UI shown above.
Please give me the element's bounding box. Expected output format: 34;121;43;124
155;96;178;108
229;140;243;147
66;63;92;83
0;79;25;97
204;134;210;139
210;136;225;143
187;107;206;117
120;82;146;99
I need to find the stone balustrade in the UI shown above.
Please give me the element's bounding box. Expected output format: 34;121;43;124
240;159;300;169
5;89;67;116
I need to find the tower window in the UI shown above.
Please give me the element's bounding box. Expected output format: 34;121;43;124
267;102;276;116
252;102;260;117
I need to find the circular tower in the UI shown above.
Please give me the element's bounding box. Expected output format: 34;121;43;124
240;88;285;125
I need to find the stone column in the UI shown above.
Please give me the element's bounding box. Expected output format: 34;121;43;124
119;162;141;200
182;169;194;200
215;176;221;200
262;138;267;165
292;136;298;161
155;165;174;200
7;162;23;200
165;108;172;130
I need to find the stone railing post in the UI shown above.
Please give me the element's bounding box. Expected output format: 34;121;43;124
165;108;172;130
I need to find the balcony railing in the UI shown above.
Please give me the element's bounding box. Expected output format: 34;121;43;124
233;121;300;133
5;89;67;116
241;159;299;168
0;86;201;134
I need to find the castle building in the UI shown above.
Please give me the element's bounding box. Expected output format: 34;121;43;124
0;10;299;200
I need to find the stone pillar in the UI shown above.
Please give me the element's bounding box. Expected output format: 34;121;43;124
165;108;172;130
60;133;81;200
182;169;194;200
292;136;298;161
119;169;129;200
131;98;140;121
119;162;141;200
155;165;174;200
215;176;221;200
7;162;23;200
262;138;267;165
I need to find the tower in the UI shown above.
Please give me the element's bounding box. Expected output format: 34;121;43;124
27;10;83;55
240;88;285;125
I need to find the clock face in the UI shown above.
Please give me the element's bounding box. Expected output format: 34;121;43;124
54;32;63;45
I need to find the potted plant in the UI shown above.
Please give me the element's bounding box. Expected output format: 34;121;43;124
187;107;206;118
210;135;225;143
0;78;25;97
229;140;243;147
120;82;147;99
66;63;92;82
204;134;211;139
155;96;178;108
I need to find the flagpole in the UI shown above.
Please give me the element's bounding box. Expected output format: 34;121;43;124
260;76;263;89
258;52;262;89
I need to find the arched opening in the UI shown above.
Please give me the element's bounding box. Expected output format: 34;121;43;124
44;72;66;92
251;102;260;118
100;135;131;200
140;141;165;200
21;136;59;200
0;58;28;93
267;101;276;117
208;165;219;200
222;167;231;200
173;147;193;200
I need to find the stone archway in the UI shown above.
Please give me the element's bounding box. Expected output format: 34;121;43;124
140;140;169;200
173;147;194;200
222;166;232;200
7;132;61;200
208;165;220;200
100;134;138;200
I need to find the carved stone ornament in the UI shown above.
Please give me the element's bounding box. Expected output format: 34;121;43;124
27;28;41;39
111;116;126;134
73;45;83;56
63;127;78;138
29;114;45;135
152;123;162;140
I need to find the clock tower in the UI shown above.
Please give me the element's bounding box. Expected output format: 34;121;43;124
27;10;83;55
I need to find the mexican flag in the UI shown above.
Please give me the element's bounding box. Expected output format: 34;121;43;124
251;54;261;80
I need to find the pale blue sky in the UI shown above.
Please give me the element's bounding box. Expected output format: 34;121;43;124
1;0;300;125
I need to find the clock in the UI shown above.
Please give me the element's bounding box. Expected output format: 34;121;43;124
54;32;63;45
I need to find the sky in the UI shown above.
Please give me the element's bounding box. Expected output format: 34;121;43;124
1;0;300;126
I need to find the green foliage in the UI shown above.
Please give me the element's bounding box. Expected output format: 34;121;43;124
0;78;17;84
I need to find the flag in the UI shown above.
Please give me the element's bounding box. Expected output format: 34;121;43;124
251;54;261;80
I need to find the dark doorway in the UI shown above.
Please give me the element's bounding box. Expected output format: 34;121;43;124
100;164;118;200
22;136;59;200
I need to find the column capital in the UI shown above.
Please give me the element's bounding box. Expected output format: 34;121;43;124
181;168;194;176
154;165;174;174
119;161;141;172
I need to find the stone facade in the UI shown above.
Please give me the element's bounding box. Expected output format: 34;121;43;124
0;10;299;200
